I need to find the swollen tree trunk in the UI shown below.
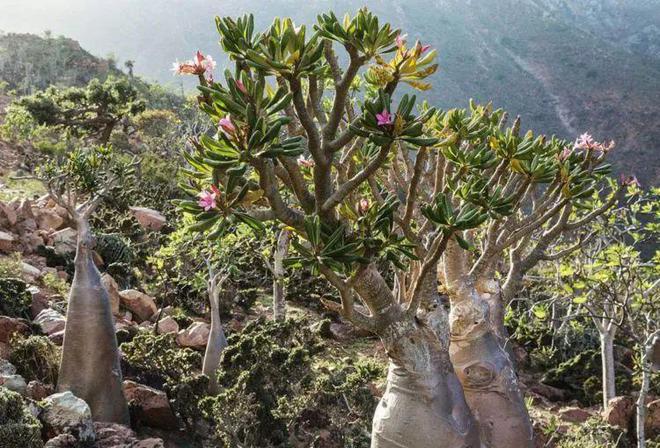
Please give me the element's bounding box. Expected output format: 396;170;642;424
351;265;481;448
203;271;228;394
637;332;659;448
599;328;617;409
57;218;129;424
444;243;533;448
272;229;289;322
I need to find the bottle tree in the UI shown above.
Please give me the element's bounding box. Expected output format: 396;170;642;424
39;147;135;424
176;9;614;447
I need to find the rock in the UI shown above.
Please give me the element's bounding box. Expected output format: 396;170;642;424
0;200;17;226
647;399;660;437
21;261;42;279
35;308;66;336
123;380;178;430
0;230;15;252
531;383;568;402
49;330;65;345
0;342;11;359
156;316;179;334
118;289;158;322
135;438;166;448
29;286;50;318
51;227;77;255
94;422;138;447
44;433;78;447
35;207;66;231
176;321;210;349
0;315;30;343
603;395;635;429
559;406;594;423
0;358;16;374
129;206;167;231
0;373;27;395
27;380;55;400
101;273;121;316
42;391;96;443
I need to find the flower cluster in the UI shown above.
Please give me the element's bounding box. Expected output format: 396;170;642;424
573;132;615;154
172;51;216;81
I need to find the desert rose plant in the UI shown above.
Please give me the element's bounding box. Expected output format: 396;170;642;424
176;9;616;447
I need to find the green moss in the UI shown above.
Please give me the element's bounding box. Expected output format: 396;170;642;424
0;277;32;318
0;386;43;448
9;335;61;384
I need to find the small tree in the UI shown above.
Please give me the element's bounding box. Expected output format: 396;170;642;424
13;76;145;143
176;9;615;447
39;146;135;423
202;259;229;394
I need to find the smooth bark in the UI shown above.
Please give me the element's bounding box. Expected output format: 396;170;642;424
600;329;617;409
272;229;289;322
203;270;229;394
57;218;129;424
372;318;481;448
637;332;659;448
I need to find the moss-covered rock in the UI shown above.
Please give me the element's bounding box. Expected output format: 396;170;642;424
9;335;60;384
0;277;32;319
0;386;43;448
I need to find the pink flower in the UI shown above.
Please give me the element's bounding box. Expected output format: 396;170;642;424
235;79;248;95
218;116;236;136
559;147;572;162
420;44;431;54
357;198;370;215
574;132;594;150
198;189;217;211
396;33;407;49
619;174;641;188
297;156;315;168
376;109;393;127
172;51;216;77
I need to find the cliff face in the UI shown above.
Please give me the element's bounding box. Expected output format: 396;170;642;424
0;0;658;183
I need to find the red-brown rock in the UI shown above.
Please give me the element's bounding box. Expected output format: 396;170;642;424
0;316;30;343
123;380;178;430
603;396;635;429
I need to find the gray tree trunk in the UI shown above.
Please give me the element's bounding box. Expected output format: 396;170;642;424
273;229;289;322
203;272;228;394
57;218;129;424
372;318;481;448
637;332;659;448
600;328;617;409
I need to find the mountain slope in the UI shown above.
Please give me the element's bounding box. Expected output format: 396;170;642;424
0;0;658;183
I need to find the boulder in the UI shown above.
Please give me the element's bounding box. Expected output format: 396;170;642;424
0;373;27;395
647;399;660;437
94;422;138;448
51;228;77;255
21;261;42;279
29;285;50;318
530;383;568;402
0;230;15;252
559;406;594;423
44;433;78;447
156;316;179;334
0;200;17;226
48;330;65;346
41;391;96;443
123;380;178;430
34;308;66;336
176;321;210;349
35;208;66;231
27;380;55;400
0;359;16;375
603;395;635;429
129;207;167;231
0;315;30;343
118;289;157;322
135;438;166;448
101;274;121;316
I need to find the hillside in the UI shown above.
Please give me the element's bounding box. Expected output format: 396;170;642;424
0;0;658;184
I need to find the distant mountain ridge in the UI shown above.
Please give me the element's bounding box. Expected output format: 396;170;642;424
0;0;658;183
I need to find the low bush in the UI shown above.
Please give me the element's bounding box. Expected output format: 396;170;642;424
0;277;32;318
0;386;43;448
9;335;61;384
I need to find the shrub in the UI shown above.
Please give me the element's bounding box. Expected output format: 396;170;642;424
9;335;61;384
0;277;32;318
0;386;43;448
0;253;24;278
556;417;630;447
120;331;202;389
